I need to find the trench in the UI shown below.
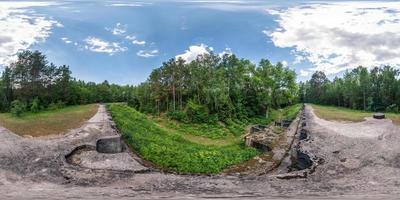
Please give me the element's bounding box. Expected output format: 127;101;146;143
273;111;322;179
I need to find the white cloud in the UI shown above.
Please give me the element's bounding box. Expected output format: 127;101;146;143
61;37;72;44
218;47;233;57
106;23;127;35
185;1;268;12
137;49;158;58
132;39;146;45
0;1;60;66
176;44;211;63
84;36;127;55
299;69;310;77
125;35;146;45
281;60;288;68
109;3;142;7
267;2;400;75
108;2;152;7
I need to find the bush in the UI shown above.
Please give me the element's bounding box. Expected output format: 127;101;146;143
48;101;66;110
11;100;26;117
127;98;140;110
167;110;188;122
386;104;398;113
30;97;41;113
186;100;209;123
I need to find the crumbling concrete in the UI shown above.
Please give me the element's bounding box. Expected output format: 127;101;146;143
373;113;385;119
96;136;123;153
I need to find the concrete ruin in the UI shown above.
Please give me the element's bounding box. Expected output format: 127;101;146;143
245;119;294;152
96;136;123;153
244;125;278;152
373;113;385;119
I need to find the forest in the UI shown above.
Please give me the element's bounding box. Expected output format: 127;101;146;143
130;53;298;123
301;66;400;112
1;50;400;118
0;50;133;115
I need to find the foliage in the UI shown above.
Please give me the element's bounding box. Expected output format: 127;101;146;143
166;110;188;122
185;100;211;123
48;101;66;110
0;50;135;113
10;100;26;117
107;104;258;174
131;54;298;122
30;97;41;113
301;66;400;113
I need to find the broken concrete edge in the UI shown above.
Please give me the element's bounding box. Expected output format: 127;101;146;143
256;106;305;176
61;143;152;177
96;136;124;154
273;156;323;180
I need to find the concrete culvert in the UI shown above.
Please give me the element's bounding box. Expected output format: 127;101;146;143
96;136;123;154
373;113;385;119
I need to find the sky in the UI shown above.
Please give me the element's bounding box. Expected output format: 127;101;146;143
1;0;400;85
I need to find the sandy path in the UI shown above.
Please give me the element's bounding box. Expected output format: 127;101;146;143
0;104;400;199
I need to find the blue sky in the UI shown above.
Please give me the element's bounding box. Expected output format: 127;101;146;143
1;1;400;84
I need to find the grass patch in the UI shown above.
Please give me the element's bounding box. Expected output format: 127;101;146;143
107;104;258;174
107;103;302;174
153;116;232;139
311;104;400;125
0;104;98;137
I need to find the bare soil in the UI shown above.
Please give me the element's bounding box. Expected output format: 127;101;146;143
1;104;400;199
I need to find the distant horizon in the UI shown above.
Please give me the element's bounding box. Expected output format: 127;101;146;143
1;0;400;85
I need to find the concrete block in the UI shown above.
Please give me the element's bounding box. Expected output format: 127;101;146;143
96;136;123;154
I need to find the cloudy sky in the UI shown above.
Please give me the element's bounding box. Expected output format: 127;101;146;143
0;0;399;84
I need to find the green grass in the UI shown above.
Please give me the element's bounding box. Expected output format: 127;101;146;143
0;104;98;136
107;103;302;174
311;104;400;125
153;117;233;139
107;104;258;174
152;117;239;146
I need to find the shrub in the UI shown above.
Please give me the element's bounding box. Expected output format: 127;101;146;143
30;97;40;113
11;100;26;117
48;101;66;110
167;110;188;122
386;104;398;113
186;100;209;123
127;98;140;110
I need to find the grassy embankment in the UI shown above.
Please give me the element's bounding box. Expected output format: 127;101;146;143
0;104;98;136
107;103;301;174
311;104;400;125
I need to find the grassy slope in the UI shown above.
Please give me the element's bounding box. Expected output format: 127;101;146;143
312;104;400;125
107;103;302;174
0;104;98;136
108;104;258;173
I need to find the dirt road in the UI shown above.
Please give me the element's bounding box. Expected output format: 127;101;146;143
0;105;400;199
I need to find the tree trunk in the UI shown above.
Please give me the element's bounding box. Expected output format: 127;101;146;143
363;91;366;110
172;85;176;111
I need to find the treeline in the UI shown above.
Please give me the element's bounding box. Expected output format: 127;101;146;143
130;53;298;122
300;66;400;112
0;50;133;115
